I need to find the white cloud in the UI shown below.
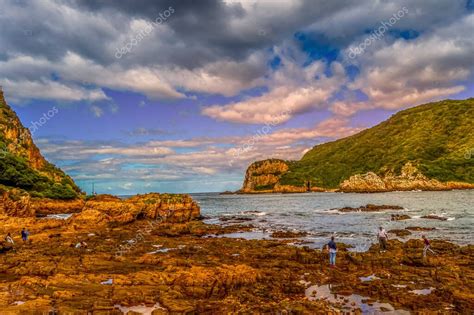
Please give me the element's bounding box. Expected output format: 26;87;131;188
201;45;347;124
0;51;268;101
348;14;474;110
0;78;109;102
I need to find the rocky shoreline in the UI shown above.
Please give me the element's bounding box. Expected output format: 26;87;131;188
0;197;473;314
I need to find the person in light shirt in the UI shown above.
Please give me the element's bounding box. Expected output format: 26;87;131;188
5;233;14;245
377;227;388;252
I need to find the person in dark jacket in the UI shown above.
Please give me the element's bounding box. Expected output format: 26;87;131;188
21;228;29;242
326;236;337;267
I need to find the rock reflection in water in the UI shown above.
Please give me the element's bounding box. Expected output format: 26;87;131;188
305;284;410;314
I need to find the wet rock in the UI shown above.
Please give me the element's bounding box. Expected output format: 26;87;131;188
405;226;436;231
338;204;404;212
388;229;412;237
0;242;13;253
219;216;253;223
421;215;448;221
391;214;411;221
270;231;308;238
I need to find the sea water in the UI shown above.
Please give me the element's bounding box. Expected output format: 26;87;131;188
192;190;473;251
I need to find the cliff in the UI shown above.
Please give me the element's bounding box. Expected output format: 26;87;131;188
241;159;289;192
241;98;474;193
0;89;80;199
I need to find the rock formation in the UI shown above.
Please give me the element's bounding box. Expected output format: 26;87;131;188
0;188;34;217
337;204;404;212
240;159;289;192
240;159;323;193
2;192;200;225
339;162;474;192
75;193;201;225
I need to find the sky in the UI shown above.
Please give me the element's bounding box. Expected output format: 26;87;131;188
1;0;473;194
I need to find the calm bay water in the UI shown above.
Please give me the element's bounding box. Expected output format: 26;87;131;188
192;190;473;251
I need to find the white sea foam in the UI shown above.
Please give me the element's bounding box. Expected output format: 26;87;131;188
359;274;380;282
43;213;73;220
101;279;113;285
410;287;435;295
114;303;163;315
240;210;267;216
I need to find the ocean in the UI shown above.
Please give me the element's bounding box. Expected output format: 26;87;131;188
192;190;473;251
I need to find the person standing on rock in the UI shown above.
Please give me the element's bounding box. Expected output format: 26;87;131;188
21;228;29;242
377;227;388;252
422;235;436;258
326;236;337;267
5;233;14;245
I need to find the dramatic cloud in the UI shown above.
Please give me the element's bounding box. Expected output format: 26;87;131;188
202;45;347;124
1;0;472;192
348;14;474;111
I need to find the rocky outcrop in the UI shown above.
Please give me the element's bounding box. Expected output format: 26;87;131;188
339;162;474;192
31;198;85;216
240;159;289;192
273;184;308;193
337;204;404;212
70;193;200;226
421;215;448;221
0;188;34;217
1;190;200;226
0;187;84;218
388;229;412;236
391;214;411;221
240;159;325;193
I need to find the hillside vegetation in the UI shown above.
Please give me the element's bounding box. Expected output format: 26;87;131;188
275;98;474;188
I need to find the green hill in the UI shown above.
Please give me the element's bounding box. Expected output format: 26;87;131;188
0;90;81;199
242;98;474;191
